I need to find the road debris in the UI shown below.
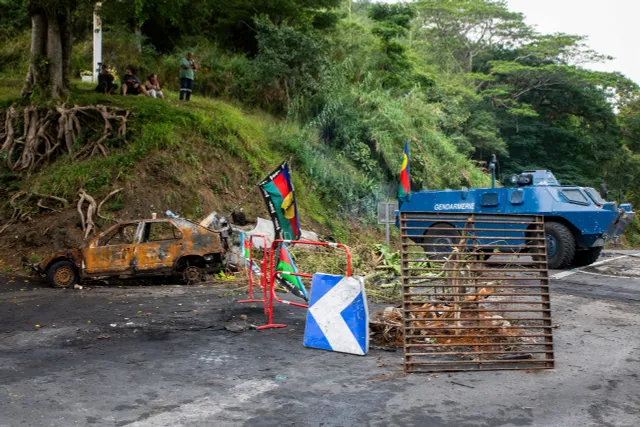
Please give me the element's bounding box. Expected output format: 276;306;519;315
224;320;252;333
450;381;475;389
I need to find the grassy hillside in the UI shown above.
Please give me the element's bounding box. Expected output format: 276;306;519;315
0;78;490;267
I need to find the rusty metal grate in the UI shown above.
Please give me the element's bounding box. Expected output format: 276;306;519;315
400;212;554;373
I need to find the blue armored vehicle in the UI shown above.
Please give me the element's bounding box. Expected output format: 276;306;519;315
399;167;635;269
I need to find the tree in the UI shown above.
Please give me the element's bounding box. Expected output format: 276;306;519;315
251;17;329;114
414;0;530;73
22;0;77;99
207;0;341;54
619;97;640;153
0;0;30;37
477;33;612;116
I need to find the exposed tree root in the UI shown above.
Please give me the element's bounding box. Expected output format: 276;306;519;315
0;222;12;235
77;188;98;239
33;193;70;208
0;191;69;235
0;104;129;173
97;188;124;220
0;106;18;160
1;187;125;239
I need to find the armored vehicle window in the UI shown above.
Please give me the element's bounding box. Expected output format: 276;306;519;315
102;224;138;246
481;192;499;207
585;188;605;205
561;189;589;205
510;189;524;205
546;172;558;185
143;222;182;242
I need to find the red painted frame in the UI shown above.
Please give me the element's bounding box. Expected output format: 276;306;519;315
256;239;352;330
237;234;269;311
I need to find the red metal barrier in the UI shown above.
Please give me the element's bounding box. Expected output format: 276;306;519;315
256;239;352;330
237;234;269;311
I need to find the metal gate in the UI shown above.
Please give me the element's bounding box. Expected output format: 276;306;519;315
399;212;554;372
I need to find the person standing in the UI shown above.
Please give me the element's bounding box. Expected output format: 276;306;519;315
179;52;197;101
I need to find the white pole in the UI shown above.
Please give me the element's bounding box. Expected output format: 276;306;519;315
385;203;390;246
92;2;103;83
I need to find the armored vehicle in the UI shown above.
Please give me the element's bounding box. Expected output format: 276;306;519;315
399;169;635;269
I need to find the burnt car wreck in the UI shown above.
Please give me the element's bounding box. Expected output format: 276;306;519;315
35;218;229;287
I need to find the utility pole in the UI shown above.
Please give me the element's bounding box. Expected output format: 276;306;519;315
93;2;103;83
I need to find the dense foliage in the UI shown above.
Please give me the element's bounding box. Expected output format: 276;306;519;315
1;0;639;243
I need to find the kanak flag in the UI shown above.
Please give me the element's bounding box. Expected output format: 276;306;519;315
398;140;410;200
258;161;301;240
276;243;308;301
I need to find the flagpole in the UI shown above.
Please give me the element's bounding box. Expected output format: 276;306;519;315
227;185;258;218
228;157;295;217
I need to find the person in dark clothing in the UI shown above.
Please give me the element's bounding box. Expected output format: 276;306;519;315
95;64;118;94
121;66;150;96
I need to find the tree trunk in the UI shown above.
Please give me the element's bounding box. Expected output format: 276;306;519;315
21;9;47;98
47;12;64;99
22;2;73;100
134;24;142;54
60;6;73;88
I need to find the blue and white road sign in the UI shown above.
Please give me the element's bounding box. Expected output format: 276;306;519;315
304;274;369;356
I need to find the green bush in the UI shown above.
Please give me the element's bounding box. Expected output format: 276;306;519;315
0;30;29;75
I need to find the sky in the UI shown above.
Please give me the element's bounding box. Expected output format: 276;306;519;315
506;0;639;83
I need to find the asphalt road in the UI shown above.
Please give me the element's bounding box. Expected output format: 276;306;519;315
1;251;639;427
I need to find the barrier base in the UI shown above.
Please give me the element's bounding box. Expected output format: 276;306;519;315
237;299;265;304
256;323;287;330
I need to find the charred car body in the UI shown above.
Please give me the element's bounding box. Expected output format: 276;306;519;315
36;218;229;287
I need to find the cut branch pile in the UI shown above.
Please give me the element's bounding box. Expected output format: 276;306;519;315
372;284;525;351
0;104;129;173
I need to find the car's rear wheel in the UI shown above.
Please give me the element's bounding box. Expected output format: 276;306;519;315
572;247;603;267
47;260;78;288
545;222;576;270
183;266;204;284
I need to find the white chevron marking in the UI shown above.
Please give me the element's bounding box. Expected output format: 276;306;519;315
308;277;365;355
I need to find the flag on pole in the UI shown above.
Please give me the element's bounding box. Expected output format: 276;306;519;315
398;140;410;200
241;232;262;276
258;161;301;240
276;243;308;301
242;233;250;259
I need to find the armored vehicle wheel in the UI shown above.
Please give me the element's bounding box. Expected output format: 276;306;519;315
572;247;603;267
545;222;576;269
47;260;79;288
423;223;460;259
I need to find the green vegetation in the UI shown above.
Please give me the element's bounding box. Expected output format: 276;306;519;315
0;0;639;245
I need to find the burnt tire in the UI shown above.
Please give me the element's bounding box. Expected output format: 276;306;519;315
545;222;576;270
183;266;204;284
46;260;78;288
572;247;603;267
